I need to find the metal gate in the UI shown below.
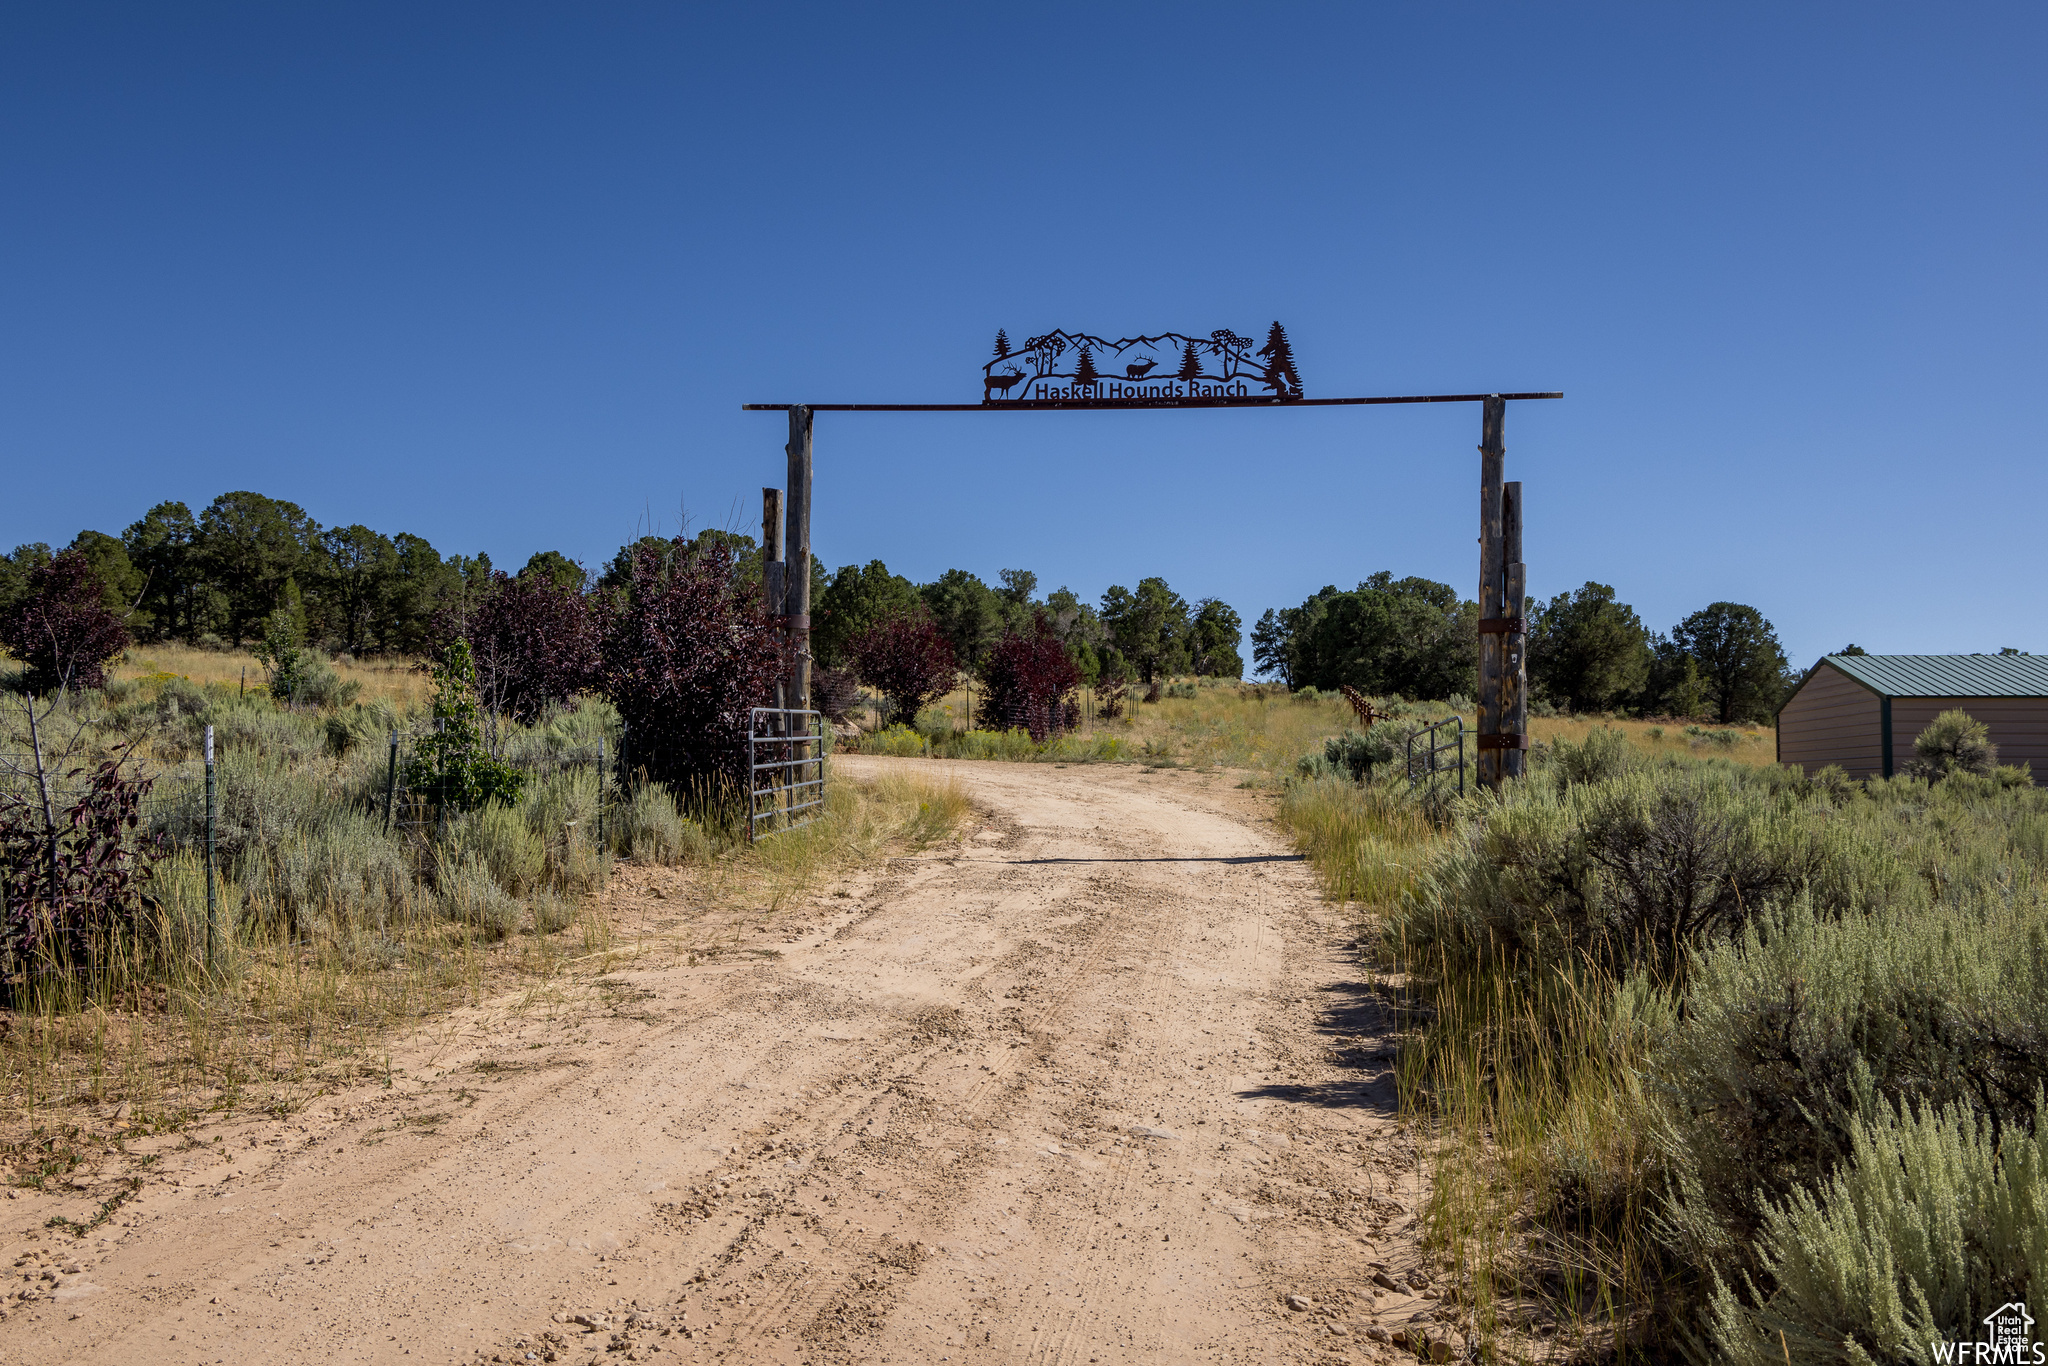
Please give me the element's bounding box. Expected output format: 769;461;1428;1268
747;707;826;841
1408;715;1466;798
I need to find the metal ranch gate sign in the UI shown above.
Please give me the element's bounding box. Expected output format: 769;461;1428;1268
746;325;1559;792
983;325;1301;405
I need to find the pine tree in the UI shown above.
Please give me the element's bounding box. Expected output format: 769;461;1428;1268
993;329;1011;360
1074;347;1100;388
1175;339;1201;382
1258;321;1302;396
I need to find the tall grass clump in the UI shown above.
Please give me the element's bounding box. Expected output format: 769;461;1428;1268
1276;717;2048;1357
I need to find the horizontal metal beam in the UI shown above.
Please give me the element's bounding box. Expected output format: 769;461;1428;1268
742;392;1562;412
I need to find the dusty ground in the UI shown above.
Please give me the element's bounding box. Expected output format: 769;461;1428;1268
0;757;1451;1366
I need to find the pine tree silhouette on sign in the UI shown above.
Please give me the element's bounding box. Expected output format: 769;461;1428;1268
993;329;1011;360
1258;321;1302;397
1073;347;1100;388
1176;339;1201;382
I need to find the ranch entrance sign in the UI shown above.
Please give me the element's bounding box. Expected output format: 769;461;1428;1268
983;325;1301;405
746;326;1559;789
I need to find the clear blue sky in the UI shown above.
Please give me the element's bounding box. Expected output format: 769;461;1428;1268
5;3;2043;668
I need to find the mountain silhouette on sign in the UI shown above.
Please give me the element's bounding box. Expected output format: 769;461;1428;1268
981;327;1290;399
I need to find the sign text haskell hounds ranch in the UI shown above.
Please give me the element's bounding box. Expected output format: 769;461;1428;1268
982;325;1303;404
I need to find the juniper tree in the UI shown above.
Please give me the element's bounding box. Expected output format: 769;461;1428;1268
1672;602;1789;723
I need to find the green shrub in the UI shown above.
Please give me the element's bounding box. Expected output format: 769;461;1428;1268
528;888;575;935
1548;725;1633;785
323;701;397;758
1293;685;1321;703
403;641;523;811
1321;729;1395;783
502;696;619;768
468;803;546;896
1908;708;1998;781
941;728;1037;762
1399;765;1829;989
615;782;707;864
1701;1088;2047;1365
1650;895;2048;1270
434;851;522;940
292;653;362;710
1805;762;1859;804
858;724;928;758
263;811;416;938
1295;751;1337;781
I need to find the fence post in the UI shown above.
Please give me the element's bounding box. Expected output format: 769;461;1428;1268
383;729;399;833
204;724;218;978
1476;396;1506;787
597;737;607;853
1501;480;1528;781
785;405;813;713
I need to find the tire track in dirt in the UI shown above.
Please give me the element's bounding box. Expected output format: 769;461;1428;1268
0;758;1431;1366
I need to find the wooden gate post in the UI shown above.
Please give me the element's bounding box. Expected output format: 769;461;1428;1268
1476;397;1506;787
762;486;786;710
785;406;814;714
1501;479;1527;780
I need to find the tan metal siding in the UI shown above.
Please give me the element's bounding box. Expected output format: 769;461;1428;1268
1890;698;2048;778
1778;663;1884;778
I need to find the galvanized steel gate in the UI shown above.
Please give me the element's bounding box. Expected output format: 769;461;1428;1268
747;707;825;840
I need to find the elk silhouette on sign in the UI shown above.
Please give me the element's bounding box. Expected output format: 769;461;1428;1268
980;327;1279;403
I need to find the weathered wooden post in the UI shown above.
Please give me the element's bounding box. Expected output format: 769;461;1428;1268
785;407;813;714
785;408;815;821
1476;397;1506;787
762;487;786;708
1501;480;1528;780
1476;399;1529;786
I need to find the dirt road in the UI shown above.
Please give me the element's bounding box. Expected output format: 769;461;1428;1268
2;758;1442;1365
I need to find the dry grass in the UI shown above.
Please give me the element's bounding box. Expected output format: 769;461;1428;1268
1275;775;1669;1357
1109;682;1780;782
1265;718;1785;1360
0;768;971;1187
111;642;430;711
1530;712;1777;767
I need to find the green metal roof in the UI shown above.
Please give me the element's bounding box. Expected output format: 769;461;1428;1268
1820;653;2048;699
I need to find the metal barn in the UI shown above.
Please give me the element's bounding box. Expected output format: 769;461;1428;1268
1776;654;2048;780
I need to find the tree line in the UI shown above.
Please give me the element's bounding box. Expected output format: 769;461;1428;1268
813;563;1240;685
1253;575;1797;723
2;491;1242;733
0;492;517;655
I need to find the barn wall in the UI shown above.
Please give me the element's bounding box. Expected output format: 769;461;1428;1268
1778;663;1884;778
1890;698;2048;779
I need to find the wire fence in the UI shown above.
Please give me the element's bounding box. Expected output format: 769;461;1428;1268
0;723;630;976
